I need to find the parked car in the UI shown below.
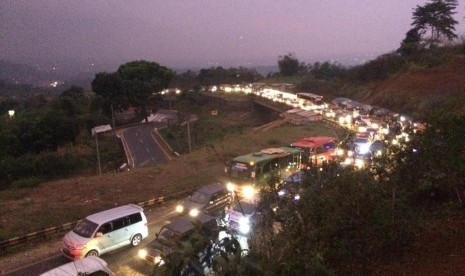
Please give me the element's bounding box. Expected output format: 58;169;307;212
175;183;232;217
138;213;218;266
61;204;148;260
40;256;115;276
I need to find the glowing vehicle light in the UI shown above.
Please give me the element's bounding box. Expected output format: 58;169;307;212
339;116;345;124
278;190;285;197
336;148;345;156
345;115;352;123
189;209;199;217
358;126;367;133
382;128;389;135
294;194;300;201
347;150;354;157
392;139;399;145
138;249;147;259
175;205;184;213
343;158;353;165
242;185;256;200
226;182;236;192
355;159;365;169
358;143;371;155
239;217;250;234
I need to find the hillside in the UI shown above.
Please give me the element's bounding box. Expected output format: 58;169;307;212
300;46;465;119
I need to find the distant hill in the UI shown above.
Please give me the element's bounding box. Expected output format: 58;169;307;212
0;60;55;85
300;44;465;119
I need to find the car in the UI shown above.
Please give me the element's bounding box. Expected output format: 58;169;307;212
39;256;115;276
277;171;306;199
138;213;218;266
351;137;371;155
175;183;232;217
61;204;148;260
226;200;259;235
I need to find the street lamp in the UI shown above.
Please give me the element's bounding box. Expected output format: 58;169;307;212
91;124;112;175
8;110;15;117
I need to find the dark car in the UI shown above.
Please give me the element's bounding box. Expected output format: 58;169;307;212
138;213;218;266
176;183;232;217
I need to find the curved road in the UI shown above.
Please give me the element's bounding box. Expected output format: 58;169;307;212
121;123;169;168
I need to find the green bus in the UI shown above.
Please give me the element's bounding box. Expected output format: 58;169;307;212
226;147;302;186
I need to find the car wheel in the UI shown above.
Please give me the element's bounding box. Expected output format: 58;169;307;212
86;250;99;257
131;234;142;246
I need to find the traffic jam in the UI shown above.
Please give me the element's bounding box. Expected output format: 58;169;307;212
46;84;425;274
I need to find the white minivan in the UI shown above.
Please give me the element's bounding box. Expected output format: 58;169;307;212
61;204;148;260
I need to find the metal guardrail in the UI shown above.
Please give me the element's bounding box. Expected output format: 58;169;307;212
0;188;196;251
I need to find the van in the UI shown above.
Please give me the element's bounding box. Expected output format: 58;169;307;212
61;204;148;260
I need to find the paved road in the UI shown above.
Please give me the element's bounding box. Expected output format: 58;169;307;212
121;123;169;168
7;201;182;276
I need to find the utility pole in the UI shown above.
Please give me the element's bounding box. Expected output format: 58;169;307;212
95;133;101;175
187;120;192;153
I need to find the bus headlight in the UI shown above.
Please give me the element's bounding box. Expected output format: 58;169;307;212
226;182;236;192
242;185;256;200
175;205;184;213
189;208;199;217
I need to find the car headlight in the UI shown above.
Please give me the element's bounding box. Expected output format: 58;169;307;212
294;194;300;201
138;249;148;259
189;208;199;217
175;205;184;213
239;217;250;234
358;144;370;155
226;182;236;192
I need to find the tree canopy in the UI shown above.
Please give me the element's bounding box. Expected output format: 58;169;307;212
278;53;302;77
410;0;458;47
92;60;174;121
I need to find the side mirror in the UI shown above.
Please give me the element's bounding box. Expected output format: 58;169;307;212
95;232;103;237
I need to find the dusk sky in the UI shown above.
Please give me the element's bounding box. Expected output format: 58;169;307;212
1;0;465;70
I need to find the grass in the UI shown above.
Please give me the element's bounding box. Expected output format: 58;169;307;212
0;120;344;241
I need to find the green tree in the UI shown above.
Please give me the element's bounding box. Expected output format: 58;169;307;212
278;53;301;77
398;28;423;56
117;60;175;122
411;0;458;47
91;72;126;117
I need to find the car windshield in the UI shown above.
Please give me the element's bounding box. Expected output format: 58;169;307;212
72;219;98;238
189;191;208;203
156;227;182;247
232;201;256;215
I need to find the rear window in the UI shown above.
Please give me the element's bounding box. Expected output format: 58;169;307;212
128;212;142;224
